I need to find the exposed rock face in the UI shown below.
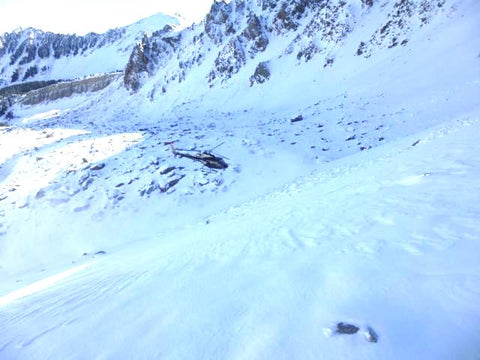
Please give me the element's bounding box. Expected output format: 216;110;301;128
205;1;236;44
0;29;121;84
249;61;271;86
124;28;178;91
1;0;451;95
356;0;446;57
121;0;383;91
120;0;452;93
124;40;149;92
208;38;246;83
242;13;269;55
21;73;121;105
0;95;14;119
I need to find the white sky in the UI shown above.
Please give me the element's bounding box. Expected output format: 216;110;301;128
0;0;215;35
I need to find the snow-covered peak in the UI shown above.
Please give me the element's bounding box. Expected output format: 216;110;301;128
0;12;179;87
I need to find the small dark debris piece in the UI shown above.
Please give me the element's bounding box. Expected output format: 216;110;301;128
345;135;356;141
91;163;106;171
160;166;176;175
168;177;182;189
411;139;420;147
336;322;360;334
115;183;125;188
366;326;379;343
291;115;304;123
95;251;107;256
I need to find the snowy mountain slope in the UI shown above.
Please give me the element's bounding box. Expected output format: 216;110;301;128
0;0;479;358
123;0;473;107
0;13;179;87
0;0;478;272
0;108;479;360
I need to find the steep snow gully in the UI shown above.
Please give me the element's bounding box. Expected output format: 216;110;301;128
1;0;480;359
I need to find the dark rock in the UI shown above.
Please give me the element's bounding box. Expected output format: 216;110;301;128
291;115;304;123
356;41;367;56
124;34;175;91
90;163;105;171
205;0;234;44
249;61;271;86
366;326;379;343
140;181;159;196
23;65;38;81
160;166;176;175
82;178;94;190
336;322;360;334
242;13;269;55
124;41;149;91
11;69;19;83
324;58;334;68
208;37;246;83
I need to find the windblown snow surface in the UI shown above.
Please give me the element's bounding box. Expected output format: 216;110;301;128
0;1;480;359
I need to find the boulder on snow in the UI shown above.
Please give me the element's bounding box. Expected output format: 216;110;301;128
90;163;106;171
249;61;271;86
336;322;360;334
290;115;304;123
365;326;379;343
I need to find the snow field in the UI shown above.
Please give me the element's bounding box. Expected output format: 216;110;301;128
1;111;479;359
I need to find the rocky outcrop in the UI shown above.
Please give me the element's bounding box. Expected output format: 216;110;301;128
356;0;447;57
205;1;236;44
124;40;149;92
124;28;178;91
249;61;271;86
208;38;246;83
119;0;453;92
125;0;373;90
21;73;121;105
0;95;14;119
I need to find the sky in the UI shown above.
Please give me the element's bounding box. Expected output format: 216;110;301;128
0;0;215;35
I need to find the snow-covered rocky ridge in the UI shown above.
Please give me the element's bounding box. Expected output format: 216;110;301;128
0;0;479;358
0;13;179;87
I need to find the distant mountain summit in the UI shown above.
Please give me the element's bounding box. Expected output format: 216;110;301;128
0;13;179;87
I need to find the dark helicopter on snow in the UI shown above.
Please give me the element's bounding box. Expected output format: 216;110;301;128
166;142;228;170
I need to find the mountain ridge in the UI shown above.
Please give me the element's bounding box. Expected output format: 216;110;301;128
0;12;179;87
